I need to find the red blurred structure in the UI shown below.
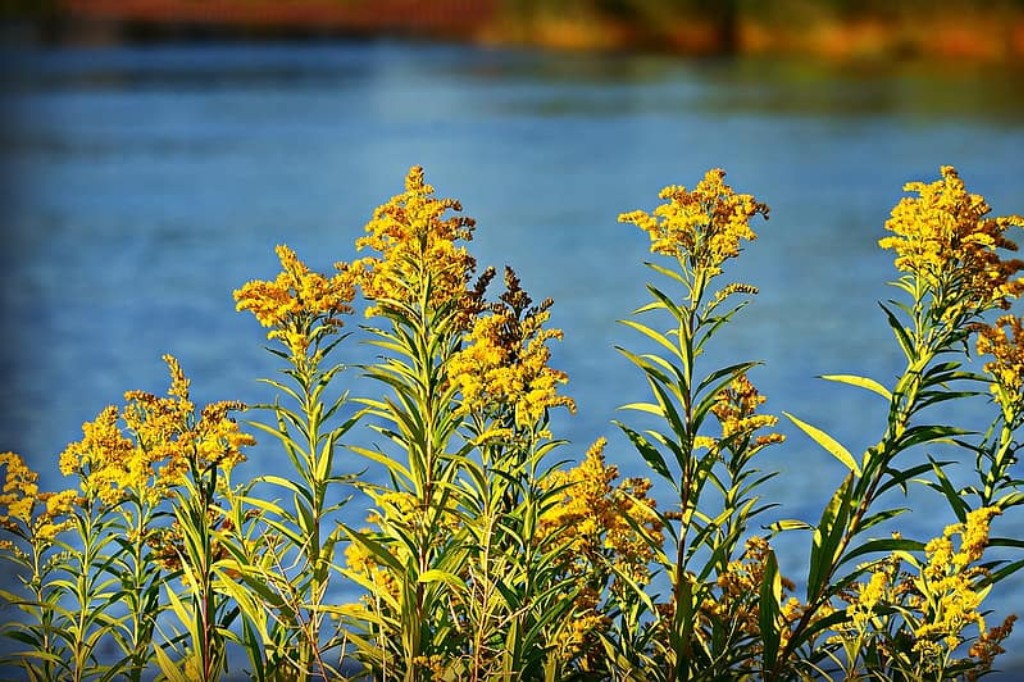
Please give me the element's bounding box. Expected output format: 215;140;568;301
63;0;500;38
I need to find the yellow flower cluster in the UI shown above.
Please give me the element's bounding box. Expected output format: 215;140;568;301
343;530;400;606
836;555;907;639
703;536;799;638
344;489;461;609
711;374;785;449
0;452;40;524
0;453;79;544
851;569;889;629
448;268;575;432
911;507;1001;662
59;356;254;506
976;314;1024;405
410;654;446;682
552;611;610;663
830;511;1012;675
540;438;663;597
353;166;479;320
234;244;356;357
618;168;769;276
879;166;1024;311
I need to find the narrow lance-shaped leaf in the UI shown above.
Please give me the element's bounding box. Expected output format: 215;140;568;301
820;374;892;401
758;549;783;670
784;412;861;477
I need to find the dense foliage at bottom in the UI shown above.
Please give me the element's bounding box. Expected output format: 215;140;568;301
2;164;1023;680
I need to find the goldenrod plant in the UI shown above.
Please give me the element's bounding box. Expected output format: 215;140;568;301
0;356;253;681
613;170;789;679
0;165;1021;680
229;243;359;680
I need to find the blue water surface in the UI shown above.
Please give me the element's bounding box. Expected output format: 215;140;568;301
2;39;1024;675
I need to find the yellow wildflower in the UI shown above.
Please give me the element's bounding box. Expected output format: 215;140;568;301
59;404;135;505
540;438;662;597
552;610;610;663
703;536;796;637
0;454;80;544
352;165;480;321
879;165;1024;311
234;243;355;357
60;356;253;505
34;489;79;541
850;567;890;630
619;168;769;276
0;452;40;524
711;374;785;449
913;507;1001;660
410;654;446;682
343;529;400;604
976;314;1024;408
449;267;575;432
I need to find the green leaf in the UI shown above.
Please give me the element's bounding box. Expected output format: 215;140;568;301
840;537;925;567
784;412;861;477
758;550;783;668
880;302;915;361
154;646;190;682
619;319;683;362
350;445;414;484
926;458;970;522
644;260;687;285
807;474;855;600
767;519;813;533
821;374;892;401
616;421;674;485
419;569;468;591
344;527;404;573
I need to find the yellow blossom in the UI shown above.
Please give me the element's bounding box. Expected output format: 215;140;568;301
60;356;253;505
552;611;610;662
976;314;1024;408
711;374;785;449
34;489;79;541
0;454;81;545
410;654;446;682
352;165;480;321
703;536;797;638
0;452;39;524
344;528;400;604
619;168;769;276
540;438;663;598
850;567;890;629
913;507;1001;662
234;243;356;357
449;267;575;432
879;166;1024;312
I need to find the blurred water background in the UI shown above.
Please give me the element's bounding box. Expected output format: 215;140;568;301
2;39;1024;674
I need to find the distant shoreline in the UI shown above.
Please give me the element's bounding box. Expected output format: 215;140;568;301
13;0;1024;62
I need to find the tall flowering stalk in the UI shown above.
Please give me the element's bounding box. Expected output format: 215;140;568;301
446;266;580;678
0;453;78;681
616;169;788;678
774;166;1024;678
341;166;484;678
64;357;252;682
232;243;357;679
342;168;592;680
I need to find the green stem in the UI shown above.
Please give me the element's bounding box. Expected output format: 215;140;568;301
770;291;942;678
